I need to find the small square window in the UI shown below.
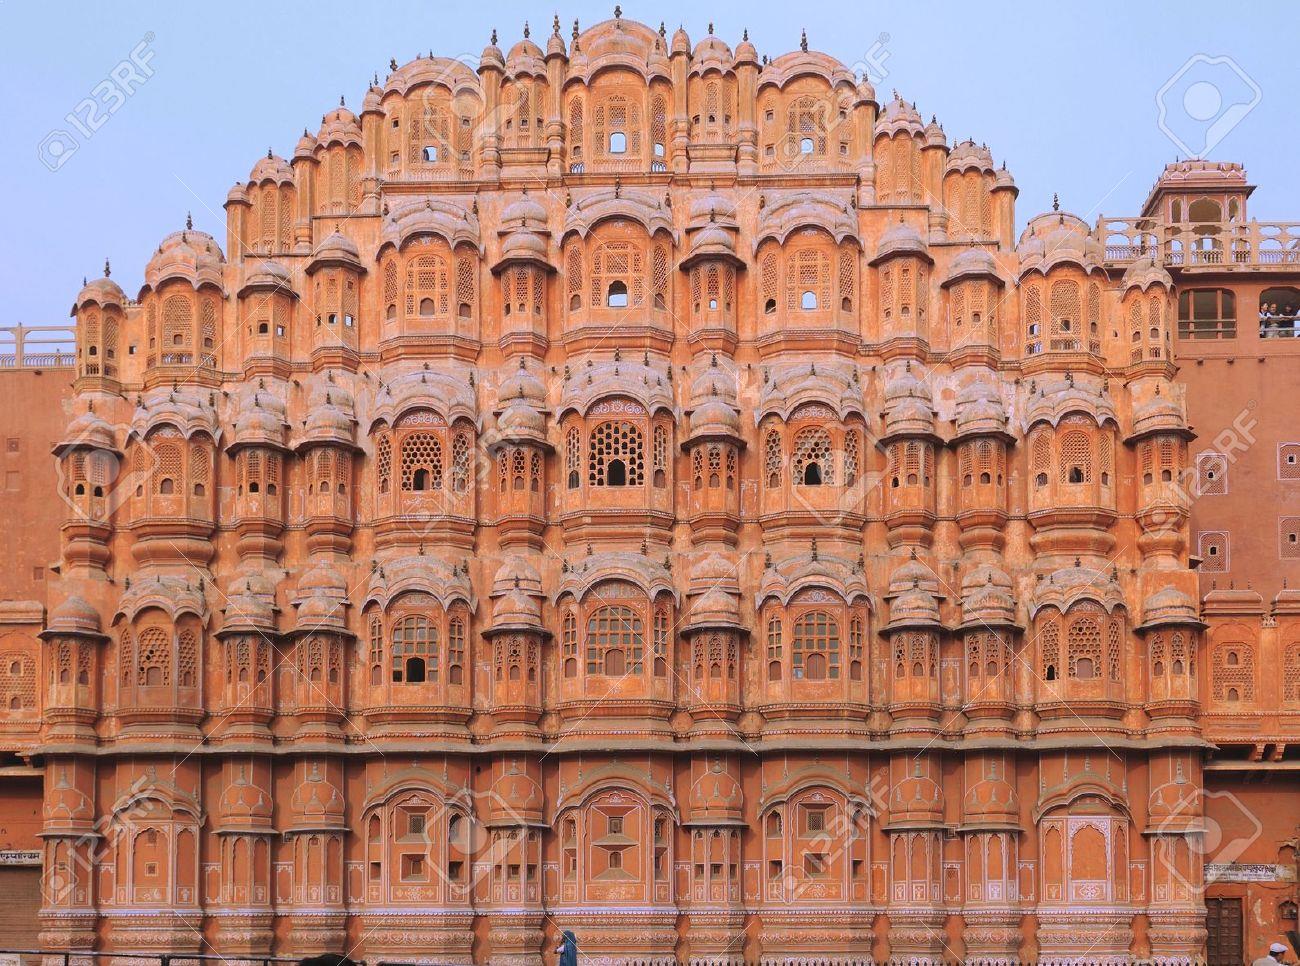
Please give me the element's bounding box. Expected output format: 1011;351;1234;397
5;438;17;453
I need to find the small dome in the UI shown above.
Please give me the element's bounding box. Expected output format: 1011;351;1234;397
546;24;567;58
922;115;945;146
945;139;994;175
671;25;691;55
292;562;350;632
873;218;929;262
688;585;741;629
497;358;547;405
294;129;319;160
290;762;345;822
994;164;1017;191
362;85;383;114
232;382;289;448
317;103;362;147
495;400;547;442
1121;254;1173;292
489;765;544;824
44;769;94;827
240;258;294;296
876;94;924;138
47;595;102;636
308;231;362;272
691;222;736;257
1140;587;1201;629
734;31;757;65
689;395;742;440
960;564;1017;627
58;409;119;455
221;571;279;633
76;274;126;309
686;758;743;823
492;586;542;627
219;766;273;825
690;31;732;73
226;182;249;206
249;152;294;184
945;245;1001;285
1131;392;1186;439
507;33;545;74
882;363;936;436
501;193;548;227
954;379;1008;437
493;555;543;597
300;374;356;448
888;554;941;598
144;225;225;292
480;34;505;70
500;229;548;261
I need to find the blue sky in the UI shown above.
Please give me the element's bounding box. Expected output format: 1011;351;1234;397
2;1;1298;326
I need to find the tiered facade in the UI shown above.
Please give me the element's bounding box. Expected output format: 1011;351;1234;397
7;13;1297;966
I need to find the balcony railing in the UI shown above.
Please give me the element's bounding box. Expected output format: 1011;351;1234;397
0;325;76;369
1177;317;1237;340
1097;217;1300;271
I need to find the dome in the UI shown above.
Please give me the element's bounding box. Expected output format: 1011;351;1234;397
299;373;357;448
871;218;930;264
1130;391;1188;440
497;357;547;405
689;395;742;440
239;258;294;297
501;193;548;228
876;94;924;138
546;19;567;58
944;245;1002;286
882;363;936;436
994;163;1017;192
131;385;221;442
499;229;548;263
1139;587;1203;629
954;378;1008;437
493;555;543;597
317;102;362;147
231;382;289;449
734;30;757;65
670;25;691;55
690;31;732;74
489;765;544;824
290;762;346;823
249;151;294;184
143;225;225;292
686;759;743;823
362;84;383;114
495;399;547;443
687;585;741;629
44;769;94;828
1121;254;1174;292
506;29;545;74
292;562;350;632
46;595;103;637
1017;210;1104;277
308;231;362;272
479;32;505;70
294;128;319;161
75;273;125;310
945;139;994;175
960;564;1017;628
55;408;119;456
491;586;542;627
219;767;273;826
221;573;278;633
688;551;740;594
922;115;946;148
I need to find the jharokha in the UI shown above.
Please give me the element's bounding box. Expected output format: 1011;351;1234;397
2;12;1300;966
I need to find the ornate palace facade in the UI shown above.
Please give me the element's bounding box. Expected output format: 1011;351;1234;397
1;11;1297;966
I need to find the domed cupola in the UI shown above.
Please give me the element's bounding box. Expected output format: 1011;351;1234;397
479;28;505;71
959;564;1018;629
882;361;938;439
230;380;289;451
686;757;744;824
316;101;362;148
249;152;294;185
884;552;944;630
299;372;357;450
489;762;545;825
876;93;925;138
144;223;226;293
218;762;274;829
492;358;550;450
293;128;318;161
923;115;947;149
953;377;1009;439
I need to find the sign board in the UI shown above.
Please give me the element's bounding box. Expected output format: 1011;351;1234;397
0;850;41;866
1205;862;1284;882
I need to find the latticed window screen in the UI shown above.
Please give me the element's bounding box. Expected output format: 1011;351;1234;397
838;249;856;308
792;427;834;486
1059;431;1092;484
400;432;443;491
376;436;392;493
189;443;209;490
1067;616;1102;679
566;426;582;487
1041;618;1060;680
787;250;830;312
844;429;860;486
162;295;192;349
392;615;438;682
652;604;669;675
1107;617;1122;681
766;615;782;675
455;257;476;315
1197;452;1227;495
1212;642;1254;701
136;627;171;687
0;654;35;710
765;429;783;486
177;629;198;687
562;611;578;676
1050;280;1081;337
588;421;643;486
586;605;644;674
760;253;778;306
591;242;644;307
448;618;465;684
451;431;471;493
792;611;840;680
1283;644;1300;705
406;254;450;317
383;261;399;315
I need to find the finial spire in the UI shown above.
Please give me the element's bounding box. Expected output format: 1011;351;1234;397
339;94;345;106
490;28;497;44
553;13;561;35
523;20;530;38
708;21;714;34
614;4;622;19
1052;192;1060;212
800;28;808;52
573;18;579;39
267;146;273;159
186;211;193;230
104;259;111;278
743;28;749;41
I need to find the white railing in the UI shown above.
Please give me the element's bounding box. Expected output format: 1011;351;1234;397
1097;218;1300;270
0;324;77;369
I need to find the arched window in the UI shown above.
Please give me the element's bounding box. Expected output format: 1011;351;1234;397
391;615;437;683
586;605;644;675
765;429;783;489
606;280;629;307
766;615;783;681
792;611;840;681
588;421;643;487
566;426;582;489
609;131;627;154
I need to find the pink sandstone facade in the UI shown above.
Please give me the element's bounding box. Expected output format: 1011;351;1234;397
0;12;1297;965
